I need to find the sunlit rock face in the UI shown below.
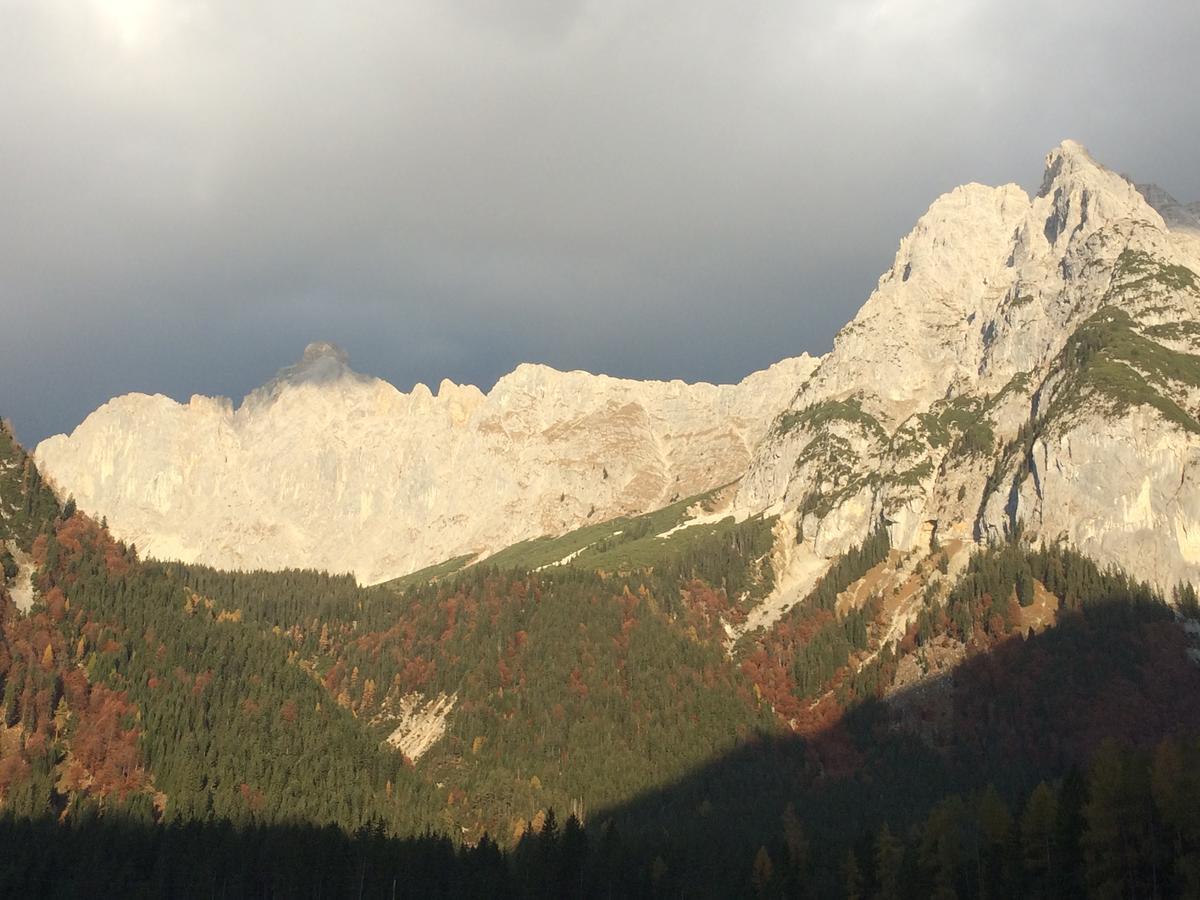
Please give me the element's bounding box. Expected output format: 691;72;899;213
35;345;818;584
737;141;1200;592
34;141;1200;595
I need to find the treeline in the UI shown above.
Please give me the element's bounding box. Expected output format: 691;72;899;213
3;731;1198;898
1;501;785;873
0;814;508;899
810;735;1200;900
43;528;780;842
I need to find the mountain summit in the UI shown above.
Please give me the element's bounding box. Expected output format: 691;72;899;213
285;341;354;379
242;341;372;408
737;140;1200;610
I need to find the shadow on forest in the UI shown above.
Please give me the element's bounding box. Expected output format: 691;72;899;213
3;598;1199;898
586;596;1200;896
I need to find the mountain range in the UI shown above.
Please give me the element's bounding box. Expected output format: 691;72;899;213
4;140;1200;897
34;342;816;585
35;140;1200;599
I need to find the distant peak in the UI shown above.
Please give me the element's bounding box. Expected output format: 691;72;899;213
242;341;371;407
280;341;358;383
300;341;350;366
1134;183;1200;234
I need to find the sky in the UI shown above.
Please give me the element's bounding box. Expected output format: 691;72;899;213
2;0;1198;445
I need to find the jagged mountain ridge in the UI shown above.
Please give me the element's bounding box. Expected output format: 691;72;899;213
32;140;1200;598
34;349;817;584
738;140;1200;604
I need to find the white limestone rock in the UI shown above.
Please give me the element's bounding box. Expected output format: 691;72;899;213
36;347;818;585
738;140;1200;592
981;406;1200;589
383;692;457;763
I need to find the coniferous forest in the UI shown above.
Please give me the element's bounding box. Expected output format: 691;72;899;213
3;420;1200;897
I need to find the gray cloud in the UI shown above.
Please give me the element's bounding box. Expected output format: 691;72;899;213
2;0;1197;444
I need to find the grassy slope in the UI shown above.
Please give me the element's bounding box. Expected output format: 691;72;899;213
387;485;767;585
380;553;477;592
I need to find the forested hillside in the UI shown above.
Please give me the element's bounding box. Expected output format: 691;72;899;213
3;427;1200;896
168;503;781;838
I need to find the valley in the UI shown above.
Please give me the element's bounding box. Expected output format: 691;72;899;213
2;141;1200;896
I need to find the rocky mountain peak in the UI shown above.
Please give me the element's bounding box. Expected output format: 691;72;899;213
1034;139;1164;251
736;140;1200;597
300;341;350;366
489;362;569;396
242;341;373;408
1036;139;1136;199
282;340;357;383
1037;139;1097;193
1135;182;1200;236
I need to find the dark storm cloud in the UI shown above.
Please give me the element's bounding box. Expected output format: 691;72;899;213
2;0;1197;444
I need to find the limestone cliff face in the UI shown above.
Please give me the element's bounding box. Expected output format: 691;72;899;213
738;141;1200;592
35;349;818;584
